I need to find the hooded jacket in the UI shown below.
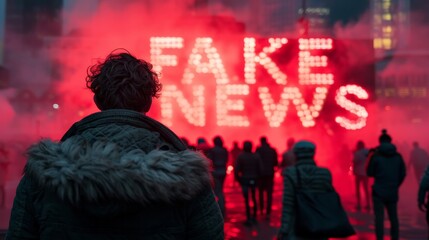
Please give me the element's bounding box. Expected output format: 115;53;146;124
6;109;224;240
418;166;429;205
234;142;260;184
279;158;331;240
256;143;278;177
207;138;228;177
367;142;406;202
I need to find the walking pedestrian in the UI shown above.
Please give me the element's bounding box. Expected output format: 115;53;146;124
235;141;260;226
280;138;296;172
408;141;429;183
208;135;229;217
352;140;370;211
278;140;333;240
256;136;278;218
0;142;8;208
229;141;242;186
367;129;406;240
418;166;429;239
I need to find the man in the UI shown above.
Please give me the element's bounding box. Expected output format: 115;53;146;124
196;137;211;156
352;140;370;211
280;138;295;171
367;131;406;240
229;141;242;186
418;166;429;239
207;135;228;217
408;141;429;183
235;141;260;226
256;136;278;217
6;51;224;240
0;142;8;208
230;141;242;168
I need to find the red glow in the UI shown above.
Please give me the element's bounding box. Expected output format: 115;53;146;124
335;85;369;130
47;2;376;158
150;37;368;130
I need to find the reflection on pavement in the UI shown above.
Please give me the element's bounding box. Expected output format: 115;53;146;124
223;172;427;240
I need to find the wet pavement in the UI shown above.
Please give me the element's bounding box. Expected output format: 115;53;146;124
1;171;427;239
223;172;427;240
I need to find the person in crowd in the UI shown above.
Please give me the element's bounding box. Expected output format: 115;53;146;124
418;166;429;239
337;143;352;175
235;141;260;226
230;141;242;168
367;129;406;240
6;50;224;239
378;128;392;144
180;136;196;150
278;140;332;240
352;140;370;211
256;136;278;218
207;135;229;217
280;138;296;172
408;141;429;183
0;142;8;208
229;141;242;186
196;137;211;156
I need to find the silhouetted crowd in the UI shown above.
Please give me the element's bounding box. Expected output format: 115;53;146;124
178;128;429;240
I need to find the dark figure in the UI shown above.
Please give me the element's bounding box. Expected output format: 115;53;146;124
207;136;229;217
280;138;296;171
278;140;332;240
235;141;260;226
6;50;224;240
418;166;429;239
256;136;278;217
352;140;370;211
408;141;429;183
230;141;242;168
180;136;196;150
229;141;242;185
0;142;8;208
367;130;406;240
196;137;211;156
337;143;352;175
379;128;392;143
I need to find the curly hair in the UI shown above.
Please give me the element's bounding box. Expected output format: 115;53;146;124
86;50;162;112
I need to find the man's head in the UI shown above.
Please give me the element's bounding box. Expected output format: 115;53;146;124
243;141;253;152
356;140;365;149
413;141;419;148
86;50;162;112
378;129;392;144
293;140;316;160
213;136;224;147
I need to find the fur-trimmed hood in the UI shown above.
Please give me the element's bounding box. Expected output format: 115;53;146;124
24;122;212;206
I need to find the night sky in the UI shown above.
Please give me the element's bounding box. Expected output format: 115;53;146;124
327;0;370;26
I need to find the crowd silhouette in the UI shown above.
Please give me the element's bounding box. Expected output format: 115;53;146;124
178;127;429;240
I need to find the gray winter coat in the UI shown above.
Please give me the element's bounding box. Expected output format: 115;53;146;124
279;159;331;240
6;110;224;240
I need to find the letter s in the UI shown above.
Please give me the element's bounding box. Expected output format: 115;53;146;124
335;84;369;130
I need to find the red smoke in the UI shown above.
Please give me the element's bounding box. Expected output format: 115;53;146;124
2;0;428;201
0;1;428;233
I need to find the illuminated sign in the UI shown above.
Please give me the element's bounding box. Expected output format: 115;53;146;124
150;37;373;131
